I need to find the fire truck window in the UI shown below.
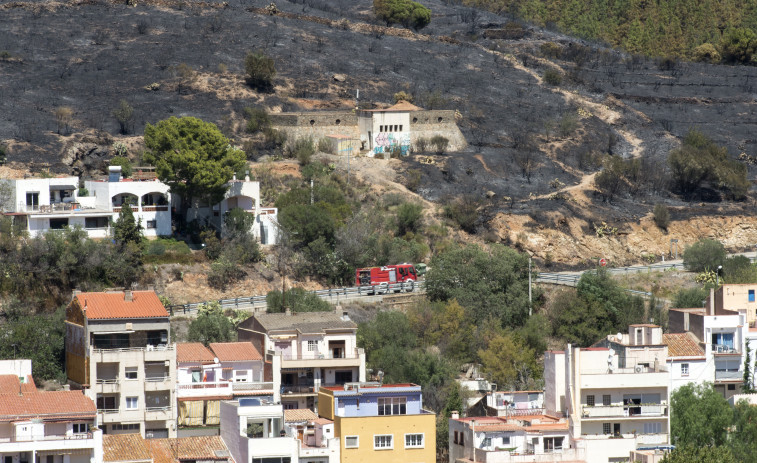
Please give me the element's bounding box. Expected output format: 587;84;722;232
399;268;406;275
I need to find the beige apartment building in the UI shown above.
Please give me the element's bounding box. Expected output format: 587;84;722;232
65;290;177;438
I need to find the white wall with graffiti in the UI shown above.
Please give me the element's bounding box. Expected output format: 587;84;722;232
358;108;412;157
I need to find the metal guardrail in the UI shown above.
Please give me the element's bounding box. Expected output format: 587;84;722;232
168;281;425;317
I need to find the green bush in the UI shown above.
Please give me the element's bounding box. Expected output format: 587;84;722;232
396;202;423;236
145;240;166;256
373;0;431;30
540;42;563;58
110;155;133;178
287;138;316;166
683;238;726;273
263;127;287;150
317;137;332;154
266;287;331;313
244;50;276;91
393;91;414;103
543;68;562;86
414;137;429;152
653;204;670;230
692;43;721;63
720;27;757;64
443;196;479;233
558;113;578;138
244;107;270;133
430;135;449;155
207;256;246;289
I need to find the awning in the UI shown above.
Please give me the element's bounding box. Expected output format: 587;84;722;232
49;185;76;190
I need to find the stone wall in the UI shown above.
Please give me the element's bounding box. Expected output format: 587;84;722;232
410;110;467;151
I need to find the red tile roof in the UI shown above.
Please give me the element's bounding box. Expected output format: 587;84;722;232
663;333;705;358
210;342;262;362
0;390;96;422
147;436;231;463
103;434;153;462
284;409;318;422
76;291;168;319
177;343;216;364
0;375;36;394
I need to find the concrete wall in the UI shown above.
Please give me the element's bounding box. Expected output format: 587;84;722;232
336;413;435;463
270;112;359;149
543;351;565;414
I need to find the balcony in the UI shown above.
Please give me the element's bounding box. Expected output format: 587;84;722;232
713;344;740;355
715;370;742;381
92;344;173;362
279;348;362;368
233;382;275;393
145;406;172;421
145;376;171;391
0;432;94;443
472;447;586;463
636;433;669;445
582;404;667;419
98;409;120;423
95;378;120;393
177;381;232;398
281;384;315;395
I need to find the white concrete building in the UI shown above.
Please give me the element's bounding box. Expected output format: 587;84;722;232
358;101;416;157
544;345;670;463
84;166;172;237
220;399;299;463
0;374;103;463
0;176;114;238
185;173;278;245
176;342;276;436
65;290;177;438
448;412;583;463
283;409;340;463
238;311;366;411
662;332;708;392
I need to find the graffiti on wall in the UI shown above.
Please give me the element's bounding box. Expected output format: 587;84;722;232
373;132;411;156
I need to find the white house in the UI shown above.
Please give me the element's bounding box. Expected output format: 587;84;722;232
544;345;670;463
357;101;417;157
220;399;299;463
663;332;708;392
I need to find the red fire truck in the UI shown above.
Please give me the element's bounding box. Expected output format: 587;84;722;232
356;264;418;293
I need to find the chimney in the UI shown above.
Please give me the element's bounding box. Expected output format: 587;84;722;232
232;173;237;181
342;311;350;321
451;411;459;419
124;290;133;302
245;170;250;182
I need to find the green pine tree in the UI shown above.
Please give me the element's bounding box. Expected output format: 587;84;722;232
112;204;143;248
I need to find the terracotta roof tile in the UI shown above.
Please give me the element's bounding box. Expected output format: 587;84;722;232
210;342;262;362
177;343;216;364
284;409;318;422
76;291;168;320
103;434;153;462
663;333;705;358
0;390;96;422
253;312;356;333
0;375;36;394
313;417;333;425
146;436;231;463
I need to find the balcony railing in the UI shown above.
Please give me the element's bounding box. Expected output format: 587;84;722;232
713;344;740;354
98;409;119;414
715;370;742;380
281;385;315;394
145;375;169;382
177;382;232;390
92;344;173;353
96;378;119;384
280;349;359;361
582;404;667;418
233;382;274;391
141;206;169;212
146;406;171;412
0;432;94;443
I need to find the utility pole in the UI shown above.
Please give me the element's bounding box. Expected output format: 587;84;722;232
310;178;314;205
528;257;532;317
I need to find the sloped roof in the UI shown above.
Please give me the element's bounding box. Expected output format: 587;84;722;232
284;408;318;422
0;375;36;394
210;342;262;362
76;291;168;319
362;100;423;112
0;390;96;422
255;312;356;333
146;436;231;463
663;333;705;358
103;434;153;462
177;343;216;364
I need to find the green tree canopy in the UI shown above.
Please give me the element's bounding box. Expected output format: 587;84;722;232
0;304;66;383
425;244;539;327
670;383;732;448
683;238;726;273
374;0;431;30
661;446;736;463
112;204;143;248
671;287;708;309
187;302;234;345
143;117;246;220
265;287;331;313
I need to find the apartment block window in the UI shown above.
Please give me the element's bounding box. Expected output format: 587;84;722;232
96;395;117;411
502;436;510;445
378;397;407;415
399;125;403;131
374;434;393;450
307;340;318;352
681;363;690;376
750;290;756;302
125;397;138;410
125;367;138;380
587;395;595;406
345;436;359;448
643;422;662;434
72;423;88;434
544;437;563;452
603;395;611;406
603;423;611;435
111;423;140;431
405;433;424;448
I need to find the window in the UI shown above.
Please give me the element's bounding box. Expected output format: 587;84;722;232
26;192;39;211
191;370;201;382
728;384;736;391
501;436;510;445
636;328;643;344
307;340;317;352
235;370;247;382
72;423;88;434
603;395;611;406
252;459;290;463
603;423;611;435
380;125;384;132
480;437;491;449
544;437;563;452
750;290;755;302
374;434;393;449
681;363;690;376
399;125;403;131
405;433;424;448
586;395;595;406
643;422;662;434
125;397;138;410
96;395;117;411
454;431;458;445
49;218;69;230
712;332;734;350
111;423;140;431
125;367;137;380
345;436;359;448
378;397;407;415
146;220;156;229
528;392;540;402
460;433;464;446
85;217;109;229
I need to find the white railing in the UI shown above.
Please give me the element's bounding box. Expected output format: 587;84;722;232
232;382;274;391
145;376;169;382
92;344;173;354
281;349;359;361
96;378;119;384
582;404;667;418
0;432;94;443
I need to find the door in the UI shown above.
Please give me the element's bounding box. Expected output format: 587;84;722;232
388;269;397;283
26;192;39;211
613;423;621;436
